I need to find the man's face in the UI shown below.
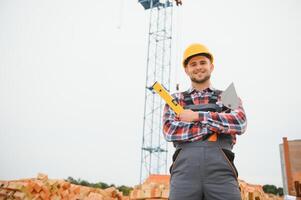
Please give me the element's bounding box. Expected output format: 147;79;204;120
184;55;214;84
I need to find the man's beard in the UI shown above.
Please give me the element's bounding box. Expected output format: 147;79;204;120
190;74;211;84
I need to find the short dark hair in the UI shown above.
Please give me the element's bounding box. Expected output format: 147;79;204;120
184;53;212;67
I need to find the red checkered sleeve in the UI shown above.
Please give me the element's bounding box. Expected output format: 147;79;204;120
162;94;208;142
197;98;247;135
163;104;204;142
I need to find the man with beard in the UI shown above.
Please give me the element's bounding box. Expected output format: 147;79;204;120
162;43;247;200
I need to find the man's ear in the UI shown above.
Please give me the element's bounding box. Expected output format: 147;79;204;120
184;66;188;75
210;63;214;72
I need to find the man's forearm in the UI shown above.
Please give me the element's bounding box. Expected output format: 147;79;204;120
197;110;247;135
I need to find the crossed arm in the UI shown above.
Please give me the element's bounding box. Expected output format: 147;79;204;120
162;100;247;142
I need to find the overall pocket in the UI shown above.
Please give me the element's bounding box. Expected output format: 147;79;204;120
220;148;238;178
169;148;182;174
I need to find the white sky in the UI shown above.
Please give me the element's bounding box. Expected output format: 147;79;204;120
0;0;300;188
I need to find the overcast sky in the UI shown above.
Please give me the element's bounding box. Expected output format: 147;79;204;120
0;0;300;188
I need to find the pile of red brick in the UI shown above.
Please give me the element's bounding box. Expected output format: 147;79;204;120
0;174;127;200
130;175;283;200
0;173;284;200
130;175;169;200
239;180;283;200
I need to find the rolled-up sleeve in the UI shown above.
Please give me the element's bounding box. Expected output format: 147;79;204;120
162;103;196;142
197;98;247;135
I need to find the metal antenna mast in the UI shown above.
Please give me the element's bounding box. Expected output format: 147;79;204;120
138;0;173;183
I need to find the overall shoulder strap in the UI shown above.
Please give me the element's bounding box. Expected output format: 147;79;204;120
209;89;222;104
212;89;230;112
182;91;194;106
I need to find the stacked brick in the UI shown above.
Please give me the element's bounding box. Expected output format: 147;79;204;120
130;175;283;200
239;180;283;200
129;175;169;200
0;174;125;200
0;173;284;200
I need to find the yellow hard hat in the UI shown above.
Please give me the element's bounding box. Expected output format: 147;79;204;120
182;43;214;67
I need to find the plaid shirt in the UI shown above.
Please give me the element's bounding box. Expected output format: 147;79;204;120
162;86;247;146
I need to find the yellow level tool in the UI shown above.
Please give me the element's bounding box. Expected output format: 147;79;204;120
151;81;184;115
151;81;217;142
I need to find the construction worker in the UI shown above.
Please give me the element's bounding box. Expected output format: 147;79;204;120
162;43;247;200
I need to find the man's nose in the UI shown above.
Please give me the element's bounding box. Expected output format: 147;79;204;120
195;64;202;69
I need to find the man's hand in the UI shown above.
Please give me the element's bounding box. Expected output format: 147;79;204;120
178;109;198;122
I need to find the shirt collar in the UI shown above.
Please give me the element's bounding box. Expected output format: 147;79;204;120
187;85;215;94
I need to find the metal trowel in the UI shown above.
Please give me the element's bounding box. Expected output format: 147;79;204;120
221;83;239;110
